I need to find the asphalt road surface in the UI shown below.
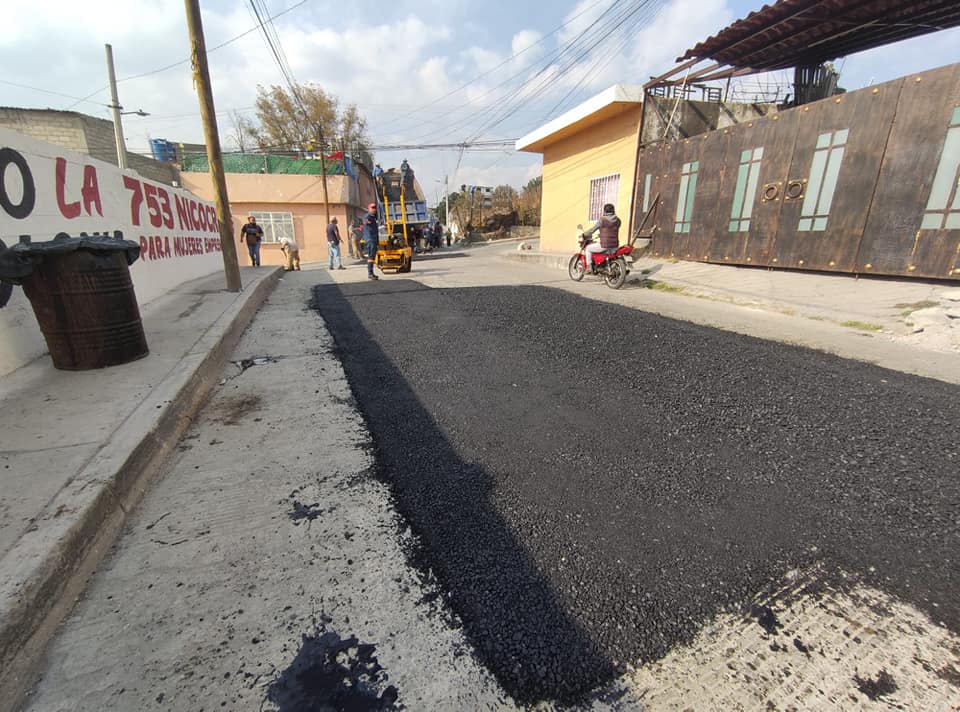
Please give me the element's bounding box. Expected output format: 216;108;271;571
312;278;959;705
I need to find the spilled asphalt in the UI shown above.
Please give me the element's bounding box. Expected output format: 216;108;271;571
311;280;960;705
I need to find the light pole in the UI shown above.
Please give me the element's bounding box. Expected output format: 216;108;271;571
105;44;150;169
105;44;128;169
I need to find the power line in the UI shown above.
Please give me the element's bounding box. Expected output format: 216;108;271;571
539;0;666;120
63;0;310;110
0;79;111;109
383;0;610;130
465;0;661;142
406;0;633;145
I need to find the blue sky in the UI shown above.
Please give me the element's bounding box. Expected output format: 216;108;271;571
4;0;959;199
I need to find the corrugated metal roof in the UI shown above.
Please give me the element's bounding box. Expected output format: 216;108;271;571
679;0;960;70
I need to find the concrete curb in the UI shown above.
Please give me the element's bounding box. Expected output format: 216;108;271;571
504;250;568;270
0;267;282;712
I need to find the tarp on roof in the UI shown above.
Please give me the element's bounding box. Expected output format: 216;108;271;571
182;153;348;176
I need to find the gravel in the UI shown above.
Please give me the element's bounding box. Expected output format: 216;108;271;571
311;281;960;705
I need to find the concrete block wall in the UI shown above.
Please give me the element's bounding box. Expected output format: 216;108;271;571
0;107;179;186
78;114;120;165
641;97;773;145
0;108;88;153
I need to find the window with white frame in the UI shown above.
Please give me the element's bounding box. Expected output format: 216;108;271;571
921;106;960;230
588;174;620;221
248;211;294;243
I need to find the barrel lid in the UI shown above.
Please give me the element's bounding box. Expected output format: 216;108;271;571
0;233;141;285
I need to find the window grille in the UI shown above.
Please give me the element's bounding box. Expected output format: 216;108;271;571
248;211;294;243
588;174;620;221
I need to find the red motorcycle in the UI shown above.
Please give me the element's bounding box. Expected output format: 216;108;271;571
568;225;634;289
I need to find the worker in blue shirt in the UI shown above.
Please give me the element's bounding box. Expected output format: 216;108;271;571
363;203;380;280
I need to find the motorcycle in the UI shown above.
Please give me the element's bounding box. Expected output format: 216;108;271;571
568;225;634;289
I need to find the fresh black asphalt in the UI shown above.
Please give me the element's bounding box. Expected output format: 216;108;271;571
311;280;959;705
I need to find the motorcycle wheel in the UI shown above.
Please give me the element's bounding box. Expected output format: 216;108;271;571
604;258;627;289
568;254;585;282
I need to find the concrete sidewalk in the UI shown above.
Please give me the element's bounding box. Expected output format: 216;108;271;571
0;266;280;709
505;247;960;380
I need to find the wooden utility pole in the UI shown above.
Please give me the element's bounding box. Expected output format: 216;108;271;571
184;0;242;292
317;126;331;227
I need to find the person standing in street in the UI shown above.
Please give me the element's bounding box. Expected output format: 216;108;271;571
363;203;379;280
351;218;364;261
240;216;263;266
278;235;300;271
327;217;345;270
346;219;356;260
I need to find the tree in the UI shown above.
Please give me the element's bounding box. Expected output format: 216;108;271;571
227;110;257;152
248;82;371;161
518;175;542;226
339;103;373;165
491;184;517;214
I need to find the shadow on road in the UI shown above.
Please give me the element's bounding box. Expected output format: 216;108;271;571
311;281;615;705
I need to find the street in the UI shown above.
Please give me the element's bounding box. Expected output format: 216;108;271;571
22;246;960;711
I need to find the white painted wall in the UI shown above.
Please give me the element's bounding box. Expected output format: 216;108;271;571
0;128;224;376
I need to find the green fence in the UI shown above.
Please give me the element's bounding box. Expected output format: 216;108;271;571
182;153;346;175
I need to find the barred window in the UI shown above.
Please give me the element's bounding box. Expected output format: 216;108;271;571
588;174;620;221
248;211;294;243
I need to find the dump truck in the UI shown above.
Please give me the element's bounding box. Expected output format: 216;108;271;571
373;167;429;273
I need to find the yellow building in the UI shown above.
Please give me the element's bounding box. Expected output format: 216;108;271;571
516;85;643;254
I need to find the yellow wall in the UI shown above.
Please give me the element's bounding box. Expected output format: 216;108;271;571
539;106;641;254
181;172;367;267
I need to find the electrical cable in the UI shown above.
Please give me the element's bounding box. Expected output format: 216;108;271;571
0;79;112;109
466;0;660;142
539;0;666;120
383;0;609;129
63;0;310;110
411;0;645;145
404;0;630;145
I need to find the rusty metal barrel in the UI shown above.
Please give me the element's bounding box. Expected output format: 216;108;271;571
1;234;148;370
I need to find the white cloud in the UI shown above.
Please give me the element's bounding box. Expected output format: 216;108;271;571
511;29;544;66
462;46;503;74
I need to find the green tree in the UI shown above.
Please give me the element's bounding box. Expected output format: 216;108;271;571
249;82;371;161
436;191;463;226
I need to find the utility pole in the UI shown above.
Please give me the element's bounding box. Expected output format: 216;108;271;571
316;127;331;227
184;0;242;292
444;175;449;229
105;44;128;170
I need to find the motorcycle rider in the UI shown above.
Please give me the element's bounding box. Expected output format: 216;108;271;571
582;203;621;273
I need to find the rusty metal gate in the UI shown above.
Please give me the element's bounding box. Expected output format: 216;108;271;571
635;62;960;280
